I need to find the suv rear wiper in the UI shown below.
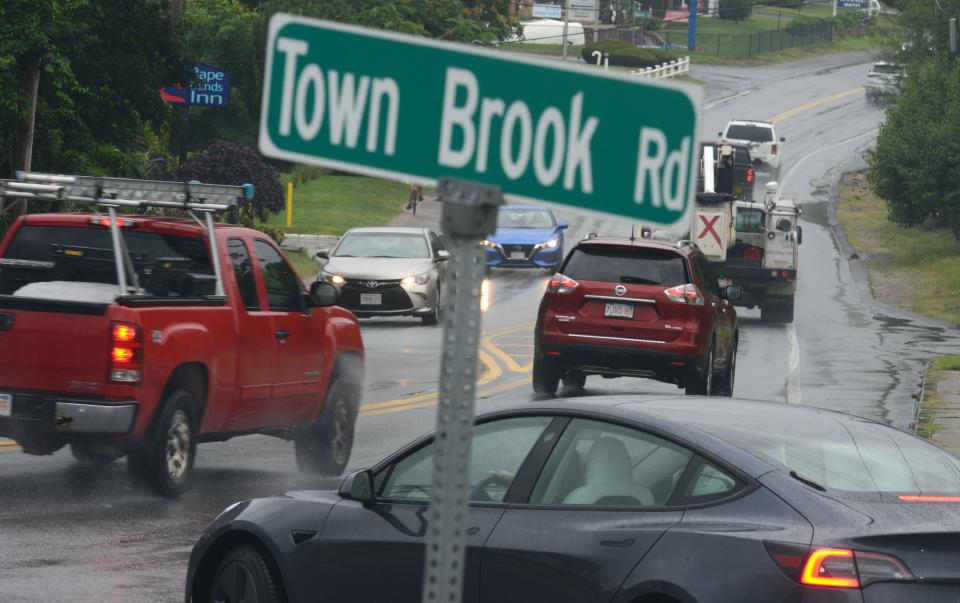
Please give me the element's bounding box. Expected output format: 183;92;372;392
790;470;826;492
620;276;659;285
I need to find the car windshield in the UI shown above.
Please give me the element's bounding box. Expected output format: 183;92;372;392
726;124;774;143
334;232;430;259
561;246;688;286
691;408;960;496
497;209;555;229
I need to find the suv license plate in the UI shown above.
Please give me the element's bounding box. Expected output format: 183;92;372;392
510;251;526;260
360;294;382;305
0;394;11;417
604;303;634;319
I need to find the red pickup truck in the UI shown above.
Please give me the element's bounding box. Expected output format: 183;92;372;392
0;186;364;497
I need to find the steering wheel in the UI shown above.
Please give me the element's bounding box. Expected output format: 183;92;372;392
470;475;502;502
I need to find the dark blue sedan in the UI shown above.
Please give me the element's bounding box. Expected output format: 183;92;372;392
185;397;960;603
481;204;568;269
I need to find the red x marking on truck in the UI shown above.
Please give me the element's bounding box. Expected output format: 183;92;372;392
698;215;722;246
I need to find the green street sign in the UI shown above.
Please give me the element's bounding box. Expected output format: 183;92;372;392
259;15;701;228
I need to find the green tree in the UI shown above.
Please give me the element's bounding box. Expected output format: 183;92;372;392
868;57;960;239
181;0;262;150
718;0;753;22
0;0;188;178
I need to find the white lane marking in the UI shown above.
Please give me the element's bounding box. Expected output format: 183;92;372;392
778;127;878;404
786;323;802;405
778;128;880;195
705;88;755;110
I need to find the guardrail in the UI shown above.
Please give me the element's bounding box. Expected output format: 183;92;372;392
631;56;690;79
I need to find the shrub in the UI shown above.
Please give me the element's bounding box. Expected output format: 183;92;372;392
582;41;675;68
784;15;826;34
256;224;286;244
580;40;632;63
178;140;284;225
719;0;753;22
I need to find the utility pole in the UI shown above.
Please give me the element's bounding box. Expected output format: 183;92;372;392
593;0;601;43
951;17;958;54
562;0;571;60
12;54;40;174
688;0;698;51
7;52;42;215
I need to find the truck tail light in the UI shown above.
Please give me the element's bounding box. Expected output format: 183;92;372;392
664;283;704;306
547;274;580;294
771;144;778;155
747;167;754;183
765;543;914;589
110;321;142;383
742;246;763;260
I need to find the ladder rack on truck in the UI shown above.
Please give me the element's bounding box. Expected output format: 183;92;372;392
0;172;254;298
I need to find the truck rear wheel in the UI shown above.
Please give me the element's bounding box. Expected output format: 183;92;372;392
295;376;359;477
127;388;197;498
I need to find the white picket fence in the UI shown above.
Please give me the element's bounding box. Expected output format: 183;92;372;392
631;56;690;79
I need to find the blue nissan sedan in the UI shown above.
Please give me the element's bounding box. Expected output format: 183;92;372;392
480;205;568;270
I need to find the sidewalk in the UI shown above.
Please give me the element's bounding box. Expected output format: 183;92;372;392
917;367;960;455
388;192;442;229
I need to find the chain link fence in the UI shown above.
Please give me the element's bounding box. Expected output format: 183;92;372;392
595;20;835;58
661;21;834;57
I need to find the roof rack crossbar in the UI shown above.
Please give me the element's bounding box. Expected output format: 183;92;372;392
0;172;255;299
1;172;253;213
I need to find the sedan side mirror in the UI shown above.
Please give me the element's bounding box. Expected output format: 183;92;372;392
557;221;569;230
316;248;330;260
339;469;375;503
436;249;450;261
722;285;743;301
309;281;340;307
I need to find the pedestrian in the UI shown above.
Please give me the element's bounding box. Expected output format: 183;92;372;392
406;182;423;215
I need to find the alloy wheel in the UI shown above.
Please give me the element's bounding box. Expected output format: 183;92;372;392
165;409;191;482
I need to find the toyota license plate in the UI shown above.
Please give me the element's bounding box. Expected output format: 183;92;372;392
0;394;11;417
604;303;634;319
360;294;382;305
510;251;526;260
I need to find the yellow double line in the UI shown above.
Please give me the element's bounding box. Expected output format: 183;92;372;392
360;321;536;416
767;86;864;124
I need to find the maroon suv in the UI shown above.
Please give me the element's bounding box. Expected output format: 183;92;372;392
534;237;741;396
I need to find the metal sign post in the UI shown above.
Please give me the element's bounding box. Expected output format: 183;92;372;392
421;178;502;603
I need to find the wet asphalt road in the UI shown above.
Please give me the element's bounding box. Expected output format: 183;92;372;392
3;51;960;602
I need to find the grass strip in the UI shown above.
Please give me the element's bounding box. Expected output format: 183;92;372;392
836;172;960;325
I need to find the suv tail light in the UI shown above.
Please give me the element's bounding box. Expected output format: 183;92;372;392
664;283;704;306
547;274;580;294
771;144;778;155
764;543;914;589
746;167;754;183
110;321;142;383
